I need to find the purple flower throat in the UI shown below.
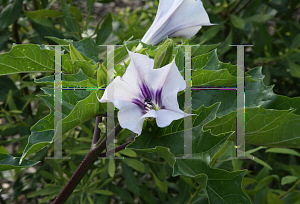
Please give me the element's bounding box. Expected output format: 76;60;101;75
132;83;163;113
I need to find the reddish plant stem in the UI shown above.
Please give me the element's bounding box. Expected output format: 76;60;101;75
52;123;123;204
99;141;133;157
91;116;102;147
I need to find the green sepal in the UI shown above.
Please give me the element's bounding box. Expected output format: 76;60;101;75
97;64;107;88
153;39;174;69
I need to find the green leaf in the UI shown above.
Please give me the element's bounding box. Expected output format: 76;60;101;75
70;6;82;22
70;44;85;61
174;159;251;204
291;33;300;49
128;103;250;203
245;67;300;113
108;184;134;203
267;192;285;204
122;30;146;42
86;193;94;204
138;185;158;204
46;36;73;45
92;190;113;196
288;59;300;78
128;103;226;158
244;14;274;23
97;64;107;87
27;185;61;198
191;49;253;87
0;44;73;76
35;69;97;88
266;148;300;157
218;30;232;56
96;13;113;45
0;31;10;51
135;146;175;167
122;157;144;172
245;152;272;170
24;10;64;30
192;66;300;120
192;68;238;87
0;75;20;102
45;37;98;63
199;26;222;44
73;37;99;63
192;90;237;117
31;21;65;39
0;153;39;171
246;146;267;154
87;0;96;16
60;0;79;40
205;106;300;148
73;60;97;79
0;0;23;30
39;170;56;181
150;168;168;194
121;162;140;196
230;14;246;29
20;88;105;162
25;9;64;18
108;159;115;177
242;177;257;186
281;191;300;204
119;149;137;157
281;176;299;185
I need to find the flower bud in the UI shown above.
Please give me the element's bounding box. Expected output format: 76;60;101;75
69;44;85;62
153;39;174;69
97;64;107;88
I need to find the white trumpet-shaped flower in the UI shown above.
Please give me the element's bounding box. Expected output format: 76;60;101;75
98;50;188;135
141;0;213;46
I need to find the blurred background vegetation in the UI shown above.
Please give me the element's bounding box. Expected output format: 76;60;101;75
0;0;300;203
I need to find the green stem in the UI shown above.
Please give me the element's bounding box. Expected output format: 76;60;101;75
279;179;300;198
229;0;241;13
13;19;21;44
187;185;202;204
233;0;251;15
98;141;133;157
208;0;215;6
138;156;166;164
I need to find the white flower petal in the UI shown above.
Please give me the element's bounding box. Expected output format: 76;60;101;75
135;60;186;102
160;60;186;93
142;0;183;45
117;100;157;135
99;76;138;103
161;87;182;111
99;76;120;103
118;50;155;99
156;109;186;127
158;60;186;108
99;49;190;136
169;26;202;38
142;0;212;45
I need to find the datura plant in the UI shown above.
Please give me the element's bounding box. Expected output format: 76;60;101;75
0;0;300;204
